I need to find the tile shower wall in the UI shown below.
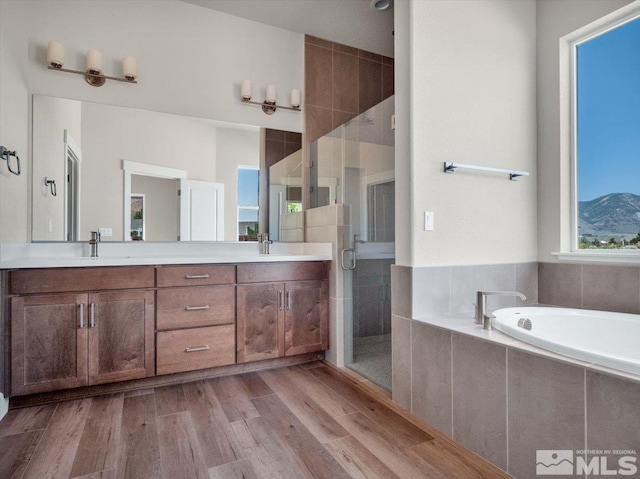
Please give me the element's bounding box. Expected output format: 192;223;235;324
392;262;640;477
353;259;392;338
279;211;304;242
305;204;347;365
304;35;394;144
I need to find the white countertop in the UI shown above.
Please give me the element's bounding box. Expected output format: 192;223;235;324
0;242;332;269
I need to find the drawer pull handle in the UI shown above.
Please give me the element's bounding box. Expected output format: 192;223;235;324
185;345;210;353
185;274;210;279
89;302;96;328
79;303;85;328
185;305;210;311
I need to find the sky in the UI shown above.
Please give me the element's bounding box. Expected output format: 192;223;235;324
577;16;640;202
238;168;259;222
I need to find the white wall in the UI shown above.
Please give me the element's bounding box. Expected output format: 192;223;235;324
81;101;218;241
536;0;634;261
31;98;82;241
406;0;538;266
0;0;29;243
215;127;260;241
183;0;394;57
394;0;412;266
0;0;303;242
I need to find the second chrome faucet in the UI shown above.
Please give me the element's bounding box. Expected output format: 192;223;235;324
475;290;526;330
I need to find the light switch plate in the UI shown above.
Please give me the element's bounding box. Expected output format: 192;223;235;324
424;211;434;231
99;227;113;237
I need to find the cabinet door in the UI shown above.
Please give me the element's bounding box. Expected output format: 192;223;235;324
236;283;284;363
11;294;88;395
284;280;329;356
87;290;154;384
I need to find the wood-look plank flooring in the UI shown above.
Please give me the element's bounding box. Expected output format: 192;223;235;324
0;362;510;479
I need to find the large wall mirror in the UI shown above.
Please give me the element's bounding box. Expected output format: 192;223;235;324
32;95;300;242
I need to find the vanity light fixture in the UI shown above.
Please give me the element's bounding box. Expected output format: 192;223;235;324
46;41;138;87
240;80;301;115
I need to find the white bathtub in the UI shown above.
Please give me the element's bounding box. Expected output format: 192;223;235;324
492;307;640;375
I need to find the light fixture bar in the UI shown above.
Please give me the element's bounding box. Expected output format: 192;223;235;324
47;66;138;85
240;98;300;114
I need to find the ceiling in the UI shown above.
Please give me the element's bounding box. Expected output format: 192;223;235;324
180;0;394;57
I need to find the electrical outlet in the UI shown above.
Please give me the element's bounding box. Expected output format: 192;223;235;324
99;227;113;237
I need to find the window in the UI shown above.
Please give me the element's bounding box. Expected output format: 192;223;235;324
237;167;259;240
572;15;640;251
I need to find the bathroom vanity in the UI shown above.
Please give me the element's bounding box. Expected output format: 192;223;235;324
1;257;330;399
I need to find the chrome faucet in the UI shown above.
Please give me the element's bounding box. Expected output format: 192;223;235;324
257;233;272;255
89;230;101;258
475;291;526;330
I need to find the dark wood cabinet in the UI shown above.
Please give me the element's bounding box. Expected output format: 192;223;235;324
10;290;154;394
237;283;284;363
236;279;329;363
6;261;328;397
11;294;88;396
284;280;329;356
87;290;154;385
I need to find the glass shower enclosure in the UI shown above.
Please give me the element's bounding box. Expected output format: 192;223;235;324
311;96;395;390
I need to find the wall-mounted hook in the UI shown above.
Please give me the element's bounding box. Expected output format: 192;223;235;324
1;146;21;176
44;177;57;196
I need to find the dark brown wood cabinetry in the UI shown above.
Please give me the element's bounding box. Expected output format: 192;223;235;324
10;289;154;395
87;290;155;385
155;265;237;375
236;264;329;363
4;261;329;397
11;294;88;395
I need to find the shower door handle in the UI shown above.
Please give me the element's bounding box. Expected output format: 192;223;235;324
341;248;356;270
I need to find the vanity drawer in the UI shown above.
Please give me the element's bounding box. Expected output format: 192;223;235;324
156;264;235;287
156;325;235;375
10;266;154;294
237;262;328;283
156;285;235;330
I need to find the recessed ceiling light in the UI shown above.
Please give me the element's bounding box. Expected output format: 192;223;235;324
370;0;393;11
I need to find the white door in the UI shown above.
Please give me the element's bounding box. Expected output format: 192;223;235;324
179;179;224;241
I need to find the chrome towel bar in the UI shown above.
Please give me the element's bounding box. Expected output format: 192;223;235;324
444;161;529;181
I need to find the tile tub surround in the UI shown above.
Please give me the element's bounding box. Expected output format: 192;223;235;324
391;262;640;476
391;262;539;319
539;262;640;314
394;319;640;478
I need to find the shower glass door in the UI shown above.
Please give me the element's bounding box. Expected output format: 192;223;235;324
312;96;395;390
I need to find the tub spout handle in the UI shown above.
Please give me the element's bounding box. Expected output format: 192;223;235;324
475;291;526;330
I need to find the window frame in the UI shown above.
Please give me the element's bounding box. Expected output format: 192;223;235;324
570;12;640;254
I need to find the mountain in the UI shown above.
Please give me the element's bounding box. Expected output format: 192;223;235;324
578;193;640;235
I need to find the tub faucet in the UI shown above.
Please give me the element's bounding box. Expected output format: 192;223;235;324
475;291;526;331
89;230;101;258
